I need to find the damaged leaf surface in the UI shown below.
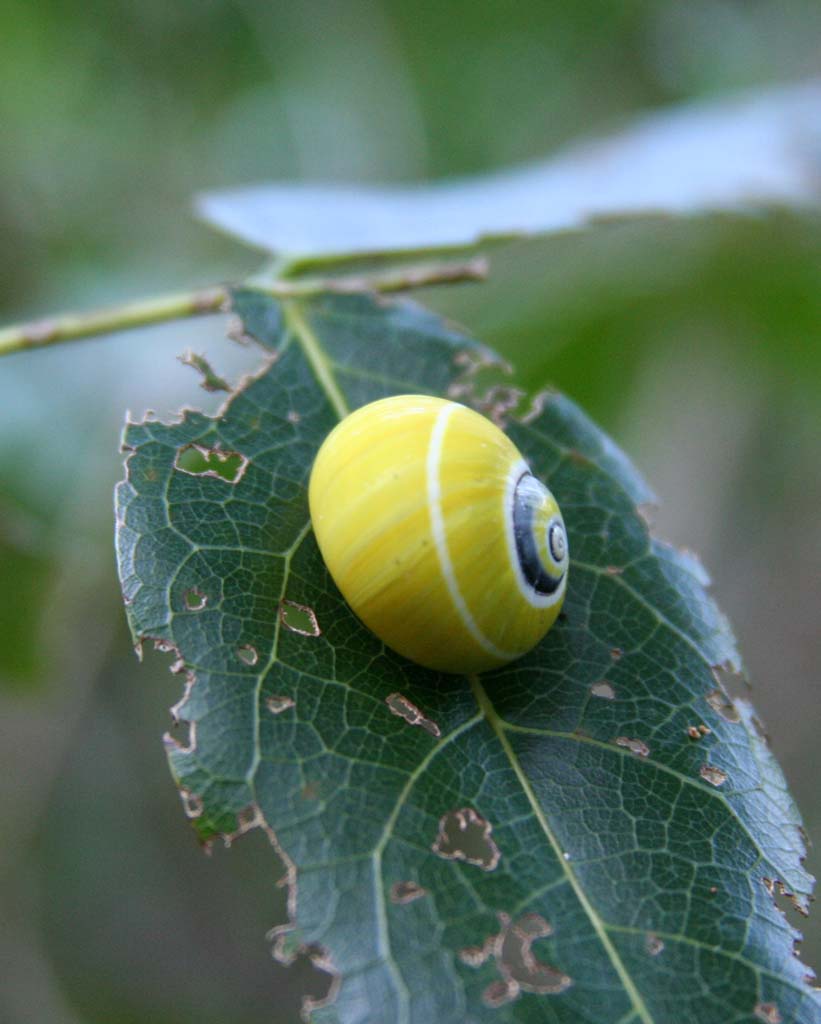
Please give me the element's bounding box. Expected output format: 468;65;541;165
115;291;818;1024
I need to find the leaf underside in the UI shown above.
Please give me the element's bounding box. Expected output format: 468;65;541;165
115;290;818;1024
195;80;821;257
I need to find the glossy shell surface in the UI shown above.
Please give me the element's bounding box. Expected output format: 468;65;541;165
308;395;568;673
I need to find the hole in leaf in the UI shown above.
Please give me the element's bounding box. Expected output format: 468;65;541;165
385;692;441;737
448;350;524;425
763;877;810;922
462;911;572;1007
519;389;555;424
237;644;259;666
432;808;500;871
750;712;769;742
287;410;301;423
610;647;624;661
163;721;196;756
712;663;749;689
711;662;750;701
168;665;197;723
179;789;203;820
699;764;728;787
295;948;339;1021
481;385;525;426
144;635;188;678
645;933;664;956
705;687;740;723
266;695;295;715
175;444;248;483
501;913;571;995
279;600;321;637
184;587;208;611
591;681;615;700
389;881;427;904
614;736;650;757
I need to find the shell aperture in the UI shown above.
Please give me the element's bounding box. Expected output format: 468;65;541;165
512;471;568;597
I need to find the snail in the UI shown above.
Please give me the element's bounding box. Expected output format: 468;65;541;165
308;395;568;674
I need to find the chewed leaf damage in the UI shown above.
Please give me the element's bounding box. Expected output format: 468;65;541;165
183;586;208;611
138;636;339;1019
448;348;525;426
385;692;441;737
390;880;428;904
115;290;819;1024
614;736;650;758
237;643;259;666
700;763;729;787
279;600;321;637
179;788;204;820
706;686;741;723
432;808;501;871
179;350;232;393
460;911;572;1006
266;694;296;715
224;805;340;1022
174;443;248;483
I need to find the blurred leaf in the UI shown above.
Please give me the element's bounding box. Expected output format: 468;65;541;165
423;213;821;431
115;292;817;1023
0;543;51;688
196;79;821;258
0;502;53;690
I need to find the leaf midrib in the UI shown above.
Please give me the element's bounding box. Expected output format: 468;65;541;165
469;673;655;1024
283;300;350;419
284;296;655;1024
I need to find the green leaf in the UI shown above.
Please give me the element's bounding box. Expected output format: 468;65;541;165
0;535;52;688
195;80;821;259
0;495;54;690
115;291;818;1024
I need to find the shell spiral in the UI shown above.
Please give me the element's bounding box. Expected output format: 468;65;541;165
308;395;568;674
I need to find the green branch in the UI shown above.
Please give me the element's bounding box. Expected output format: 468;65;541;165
0;287;229;358
0;259;487;360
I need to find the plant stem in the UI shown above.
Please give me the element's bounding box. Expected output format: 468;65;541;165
0;259;487;359
0;287;229;358
270;257;488;295
279;236;516;278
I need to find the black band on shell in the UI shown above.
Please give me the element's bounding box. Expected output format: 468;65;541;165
512;472;564;596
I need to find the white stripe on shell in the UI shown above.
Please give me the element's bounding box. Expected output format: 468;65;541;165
426;402;519;663
503;460;568;610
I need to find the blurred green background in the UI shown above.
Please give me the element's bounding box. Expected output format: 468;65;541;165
1;2;819;1021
